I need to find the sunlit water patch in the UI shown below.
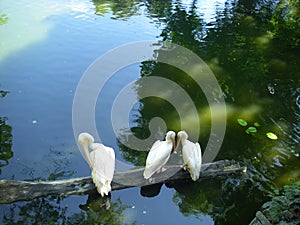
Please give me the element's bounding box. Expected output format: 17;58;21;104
0;0;60;61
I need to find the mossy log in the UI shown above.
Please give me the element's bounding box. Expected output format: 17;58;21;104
0;160;246;204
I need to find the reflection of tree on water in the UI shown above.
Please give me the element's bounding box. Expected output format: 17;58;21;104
161;1;204;53
169;177;267;224
0;89;13;175
92;0;140;19
0;117;13;175
114;1;298;224
98;0;300;224
2;0;299;224
3;197;68;224
0;13;8;26
204;0;300;187
2;194;134;225
77;192;133;225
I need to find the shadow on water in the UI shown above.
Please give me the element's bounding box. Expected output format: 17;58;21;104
1;0;299;224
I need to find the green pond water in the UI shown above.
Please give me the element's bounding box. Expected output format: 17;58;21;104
0;0;299;224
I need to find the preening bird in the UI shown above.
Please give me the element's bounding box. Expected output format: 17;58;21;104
143;131;176;179
78;132;115;197
177;131;202;181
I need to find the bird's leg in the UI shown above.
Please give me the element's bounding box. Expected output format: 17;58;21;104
181;164;187;170
156;167;167;174
160;167;166;172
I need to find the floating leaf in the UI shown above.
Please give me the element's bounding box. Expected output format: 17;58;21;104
245;126;257;134
0;90;9;98
253;122;260;127
237;118;247;126
266;132;278;140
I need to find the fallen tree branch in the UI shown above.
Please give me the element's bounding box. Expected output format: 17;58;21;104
0;160;246;204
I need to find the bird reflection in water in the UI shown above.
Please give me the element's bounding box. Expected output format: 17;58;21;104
79;191;111;211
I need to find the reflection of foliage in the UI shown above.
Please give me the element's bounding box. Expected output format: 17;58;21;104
144;0;172;24
3;197;68;224
0;13;8;26
0;117;13;174
118;59;210;166
197;0;300;190
0;89;13;174
161;2;204;52
69;195;136;225
96;1;300;224
271;0;300;48
2;194;135;225
76;193;134;225
203;1;272;92
117;137;147;166
173;181;214;216
171;175;268;225
93;0;140;19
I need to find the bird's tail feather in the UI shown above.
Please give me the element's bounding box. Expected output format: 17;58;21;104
92;169;112;197
143;170;153;179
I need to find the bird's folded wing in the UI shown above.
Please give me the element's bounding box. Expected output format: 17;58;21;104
146;144;170;168
149;140;162;151
90;145;115;181
195;142;202;171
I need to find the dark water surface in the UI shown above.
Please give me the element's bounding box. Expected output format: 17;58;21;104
0;0;299;224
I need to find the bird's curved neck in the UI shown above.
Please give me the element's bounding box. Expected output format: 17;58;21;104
167;138;173;143
180;137;187;144
80;141;93;169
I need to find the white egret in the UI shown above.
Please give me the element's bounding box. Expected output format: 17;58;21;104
143;131;176;179
177;131;202;181
78;132;115;197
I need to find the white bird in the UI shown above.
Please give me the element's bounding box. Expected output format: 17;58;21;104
78;132;115;197
177;131;202;181
143;131;176;179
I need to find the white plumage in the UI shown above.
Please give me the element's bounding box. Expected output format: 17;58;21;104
143;131;176;179
177;131;202;181
78;132;115;197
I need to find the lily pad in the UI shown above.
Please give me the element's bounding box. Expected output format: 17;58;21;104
245;126;257;134
237;118;247;126
253;122;260;127
266;132;278;140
